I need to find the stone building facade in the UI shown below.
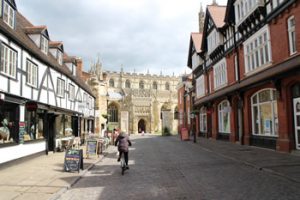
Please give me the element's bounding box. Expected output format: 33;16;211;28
86;61;180;135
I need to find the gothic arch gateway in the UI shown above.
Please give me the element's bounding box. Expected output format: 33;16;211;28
138;119;146;133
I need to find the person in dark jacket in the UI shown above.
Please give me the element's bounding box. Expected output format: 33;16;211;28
115;131;132;168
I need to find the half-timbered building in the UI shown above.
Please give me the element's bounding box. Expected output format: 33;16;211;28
188;0;300;152
0;0;95;164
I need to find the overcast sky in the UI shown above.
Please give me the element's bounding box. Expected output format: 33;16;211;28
16;0;227;76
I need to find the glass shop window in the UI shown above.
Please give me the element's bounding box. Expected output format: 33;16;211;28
0;102;18;144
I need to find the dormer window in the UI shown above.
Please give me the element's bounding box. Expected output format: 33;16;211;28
40;36;48;54
3;1;15;29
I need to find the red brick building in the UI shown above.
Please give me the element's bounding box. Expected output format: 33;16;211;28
188;0;300;152
177;74;193;137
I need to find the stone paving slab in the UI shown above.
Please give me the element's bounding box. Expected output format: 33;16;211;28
0;146;113;200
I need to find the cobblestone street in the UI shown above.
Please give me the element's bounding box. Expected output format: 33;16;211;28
57;135;300;200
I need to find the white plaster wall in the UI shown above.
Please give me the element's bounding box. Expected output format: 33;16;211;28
0;142;46;164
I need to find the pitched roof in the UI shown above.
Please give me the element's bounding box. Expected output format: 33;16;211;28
207;5;226;28
191;33;203;53
0;12;94;97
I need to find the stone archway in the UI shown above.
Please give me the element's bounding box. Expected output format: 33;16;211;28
138;119;146;133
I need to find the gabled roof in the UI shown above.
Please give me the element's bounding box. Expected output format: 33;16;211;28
0;12;94;97
207;5;226;28
49;41;64;52
191;33;203;53
187;32;203;68
201;5;227;51
224;0;235;24
24;25;50;39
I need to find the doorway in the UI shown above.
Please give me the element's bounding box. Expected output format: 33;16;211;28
293;97;300;150
46;113;56;152
138;119;146;133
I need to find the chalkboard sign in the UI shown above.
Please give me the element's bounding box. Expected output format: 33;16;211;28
86;140;98;158
19;122;25;144
64;149;83;172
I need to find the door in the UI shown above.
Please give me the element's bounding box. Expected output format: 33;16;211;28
294;98;300;150
46;113;56;152
138;119;146;133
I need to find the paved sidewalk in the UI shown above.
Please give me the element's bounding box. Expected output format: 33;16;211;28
0;145;115;200
189;137;300;183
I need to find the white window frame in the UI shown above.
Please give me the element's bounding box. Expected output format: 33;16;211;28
218;100;231;133
251;89;278;137
196;75;205;98
213;58;227;90
234;0;264;26
57;78;65;98
192;52;201;70
244;25;272;74
3;1;15;29
199;106;207;132
40;35;48;54
207;29;222;54
69;84;75;101
288;16;297;55
0;43;17;78
26;60;38;87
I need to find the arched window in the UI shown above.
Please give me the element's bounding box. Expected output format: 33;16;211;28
218;100;230;133
108;104;118;122
109;79;114;87
139;80;144;89
251;89;278;136
165;82;170;90
199;106;207;132
152;81;158;90
125;80;131;88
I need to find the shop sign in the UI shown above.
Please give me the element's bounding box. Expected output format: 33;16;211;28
26;102;38;111
64;149;83;173
19;122;26;144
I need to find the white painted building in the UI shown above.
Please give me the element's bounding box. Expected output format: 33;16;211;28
0;0;95;164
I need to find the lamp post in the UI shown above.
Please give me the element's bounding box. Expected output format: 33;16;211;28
106;93;110;144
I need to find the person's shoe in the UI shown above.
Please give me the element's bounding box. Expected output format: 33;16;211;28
117;157;120;162
126;165;129;169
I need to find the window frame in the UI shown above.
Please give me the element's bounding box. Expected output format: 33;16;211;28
69;83;75;101
125;79;131;88
26;59;38;88
213;58;227;90
109;79;114;87
244;25;272;74
218;100;231;134
57;78;65;98
0;43;17;79
40;35;48;55
287;16;297;55
251;88;278;137
199;106;207;132
139;80;144;89
196;75;205;98
3;1;15;29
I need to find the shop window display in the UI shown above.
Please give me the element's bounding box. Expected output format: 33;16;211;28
251;89;278;136
0;102;18;144
23;110;44;141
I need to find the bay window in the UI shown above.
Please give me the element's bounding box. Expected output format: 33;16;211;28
196;75;205;98
213;58;227;90
251;89;278;136
244;25;272;73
